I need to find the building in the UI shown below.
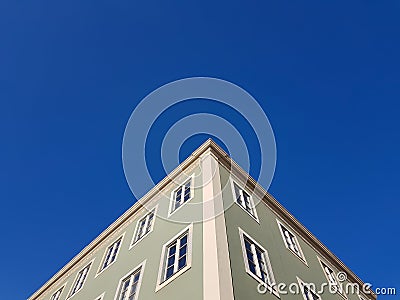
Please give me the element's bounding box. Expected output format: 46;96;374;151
28;139;376;300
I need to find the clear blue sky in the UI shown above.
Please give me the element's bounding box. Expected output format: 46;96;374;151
1;1;399;299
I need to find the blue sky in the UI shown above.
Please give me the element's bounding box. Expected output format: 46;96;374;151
1;1;399;299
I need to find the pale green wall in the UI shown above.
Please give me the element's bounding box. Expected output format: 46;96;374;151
42;165;203;300
219;164;360;300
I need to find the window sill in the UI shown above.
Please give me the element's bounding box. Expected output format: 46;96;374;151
234;201;260;224
167;196;194;218
129;231;153;250
95;261;117;278
245;270;280;298
286;248;309;267
66;289;83;300
155;265;191;292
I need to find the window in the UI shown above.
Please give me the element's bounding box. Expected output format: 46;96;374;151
165;232;188;280
232;181;258;220
170;178;193;214
94;293;105;300
156;224;193;291
239;228;277;296
99;237;122;272
131;207;156;245
115;263;144;300
277;220;307;263
50;287;64;300
298;277;321;300
69;263;91;297
319;258;346;297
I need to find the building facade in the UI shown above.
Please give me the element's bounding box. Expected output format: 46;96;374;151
28;139;376;300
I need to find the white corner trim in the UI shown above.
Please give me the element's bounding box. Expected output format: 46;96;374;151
155;223;194;292
95;232;125;278
113;260;146;300
276;219;308;266
129;205;158;250
201;152;235;300
167;173;195;217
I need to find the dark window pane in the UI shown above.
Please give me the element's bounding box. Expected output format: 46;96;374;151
168;244;176;255
246;250;254;262
249;261;257;275
184;192;191;201
167;256;175;267
166;266;174;279
179;245;187;257
178;256;187;269
180;235;187;245
244;239;252;250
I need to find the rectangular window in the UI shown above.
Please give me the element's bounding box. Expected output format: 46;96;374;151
170;178;193;214
69;263;91;297
132;208;156;245
156;224;193;291
298;277;321;300
164;233;188;280
277;220;307;263
115;262;145;300
319;259;346;297
232;181;258;220
118;269;141;300
239;228;277;296
50;287;64;300
99;237;122;272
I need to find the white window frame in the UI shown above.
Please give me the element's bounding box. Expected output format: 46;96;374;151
297;276;322;300
276;219;307;265
230;179;259;222
156;223;193;292
168;174;195;217
113;260;146;300
96;234;125;277
67;260;94;299
130;206;158;248
113;259;147;300
318;257;347;298
238;227;278;297
94;292;105;300
50;284;66;300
